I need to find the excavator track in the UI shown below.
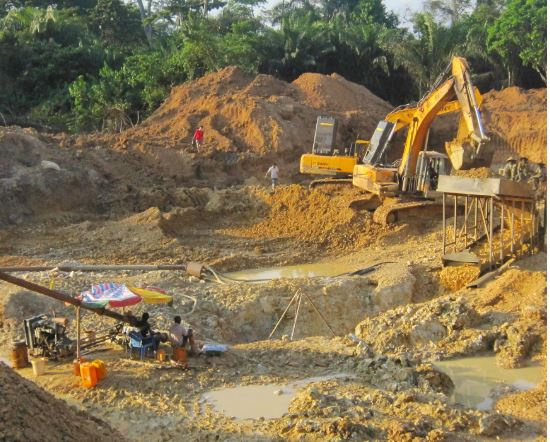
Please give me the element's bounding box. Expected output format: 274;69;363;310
309;178;353;189
373;200;441;226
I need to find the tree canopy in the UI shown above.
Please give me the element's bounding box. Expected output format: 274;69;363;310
0;0;546;131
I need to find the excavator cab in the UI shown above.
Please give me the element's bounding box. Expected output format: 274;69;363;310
300;116;361;179
362;121;396;166
415;151;451;198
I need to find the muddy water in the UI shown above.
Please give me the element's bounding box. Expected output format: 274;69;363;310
225;261;363;281
434;356;544;410
202;373;353;420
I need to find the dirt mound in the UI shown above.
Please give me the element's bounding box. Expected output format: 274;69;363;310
0;362;123;442
439;265;480;291
452;167;497;178
482;87;546;164
292;72;392;115
224;184;381;253
0;127;103;225
109;67;392;173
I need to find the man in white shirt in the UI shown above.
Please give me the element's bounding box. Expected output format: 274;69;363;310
265;163;280;191
168;316;197;354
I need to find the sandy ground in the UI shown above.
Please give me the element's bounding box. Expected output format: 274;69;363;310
0;72;546;441
0;197;546;441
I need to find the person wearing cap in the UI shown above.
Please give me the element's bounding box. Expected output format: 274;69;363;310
500;157;517;180
515;156;530;182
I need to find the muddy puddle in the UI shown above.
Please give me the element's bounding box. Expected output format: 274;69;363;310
434;356;544;410
225;261;364;281
202;373;353;420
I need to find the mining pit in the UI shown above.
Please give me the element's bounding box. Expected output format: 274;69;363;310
0;68;546;441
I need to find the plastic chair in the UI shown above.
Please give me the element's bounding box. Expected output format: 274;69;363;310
128;331;155;360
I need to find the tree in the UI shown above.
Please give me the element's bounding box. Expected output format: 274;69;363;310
384;12;466;97
423;0;472;24
89;0;144;46
488;0;547;85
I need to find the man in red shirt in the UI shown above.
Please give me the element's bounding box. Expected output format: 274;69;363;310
192;125;204;151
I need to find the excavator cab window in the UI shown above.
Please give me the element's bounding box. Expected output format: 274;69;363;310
312;116;338;155
362;121;395;166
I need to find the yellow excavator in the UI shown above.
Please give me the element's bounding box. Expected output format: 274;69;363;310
299;116;369;188
352;56;493;224
300;71;484;190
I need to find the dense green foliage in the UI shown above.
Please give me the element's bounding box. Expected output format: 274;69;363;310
0;0;546;131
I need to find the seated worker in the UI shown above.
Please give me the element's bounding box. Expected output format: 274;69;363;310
134;312;166;349
135;312;152;338
169;316;197;355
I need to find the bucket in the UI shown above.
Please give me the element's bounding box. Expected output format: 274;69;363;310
91;360;107;380
173;347;187;365
80;363;98;388
31;358;46;376
11;341;29;369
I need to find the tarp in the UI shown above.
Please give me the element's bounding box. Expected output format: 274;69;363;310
128;286;172;304
78;283;172;308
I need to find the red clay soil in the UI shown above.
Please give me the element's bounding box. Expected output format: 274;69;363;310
108;67;393;158
482;87;547;164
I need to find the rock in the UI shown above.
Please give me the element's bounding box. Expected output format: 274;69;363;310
40;160;61;171
478;413;515;436
371;263;415;311
410;320;447;345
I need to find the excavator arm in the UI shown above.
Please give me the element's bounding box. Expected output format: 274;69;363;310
398;57;491;190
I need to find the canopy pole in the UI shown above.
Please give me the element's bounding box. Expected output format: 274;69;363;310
76;306;81;360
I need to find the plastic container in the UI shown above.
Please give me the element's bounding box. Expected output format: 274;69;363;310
73;358;86;376
91;360;107;380
31;358;46;376
172;347;187;365
11;341;29;369
80;362;98;388
156;349;166;362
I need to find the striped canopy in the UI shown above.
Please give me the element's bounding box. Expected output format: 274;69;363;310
78;283;172;308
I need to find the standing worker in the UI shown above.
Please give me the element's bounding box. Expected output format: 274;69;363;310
515;156;530;182
191;125;204;151
500;157;517;180
265;163;280;191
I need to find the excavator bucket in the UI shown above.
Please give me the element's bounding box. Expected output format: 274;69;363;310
445;139;495;170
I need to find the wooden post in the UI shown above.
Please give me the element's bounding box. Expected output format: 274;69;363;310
510;200;515;254
442;193;446;254
453;195;457;252
268;291;299;339
500;201;504;262
290;293;303;341
489;197;495;269
76;306;81;360
474;197;478;241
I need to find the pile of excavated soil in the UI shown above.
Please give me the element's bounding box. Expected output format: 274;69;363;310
292;72;391;115
482;87;546;164
0;127;102;226
223;184;382;253
355;253;547;364
452;167;497;178
0;362;123;442
109;67;392;162
439;264;480;291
